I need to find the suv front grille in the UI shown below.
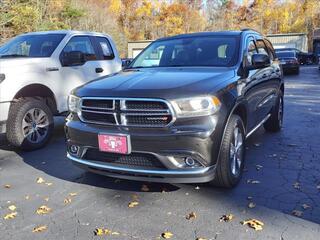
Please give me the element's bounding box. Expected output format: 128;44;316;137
84;149;166;170
79;98;174;127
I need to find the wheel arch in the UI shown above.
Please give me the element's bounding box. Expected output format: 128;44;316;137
12;84;58;115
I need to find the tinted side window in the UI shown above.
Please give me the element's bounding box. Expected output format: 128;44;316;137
95;37;114;60
256;40;269;57
62;36;97;61
264;39;276;60
247;39;258;65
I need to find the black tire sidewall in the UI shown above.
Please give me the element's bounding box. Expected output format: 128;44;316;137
7;98;54;150
213;115;246;188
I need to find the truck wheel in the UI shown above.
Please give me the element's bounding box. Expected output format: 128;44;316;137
6;97;54;151
264;94;283;132
210;115;245;188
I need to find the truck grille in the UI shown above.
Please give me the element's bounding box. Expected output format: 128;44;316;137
84;149;166;170
79;98;174;127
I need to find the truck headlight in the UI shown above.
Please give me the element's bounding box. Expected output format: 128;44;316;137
68;95;81;113
171;96;221;117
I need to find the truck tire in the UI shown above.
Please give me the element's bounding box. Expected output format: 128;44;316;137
6;97;54;151
210;114;246;188
263;94;283;132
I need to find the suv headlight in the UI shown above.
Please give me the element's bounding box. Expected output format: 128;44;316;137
68;95;81;113
171;96;221;118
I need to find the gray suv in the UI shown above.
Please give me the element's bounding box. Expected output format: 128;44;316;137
65;29;284;188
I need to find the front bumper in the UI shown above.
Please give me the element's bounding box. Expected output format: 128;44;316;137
65;113;224;183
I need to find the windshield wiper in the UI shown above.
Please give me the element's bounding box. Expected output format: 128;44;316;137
0;54;29;58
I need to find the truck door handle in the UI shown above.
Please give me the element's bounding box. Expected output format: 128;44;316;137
95;68;104;73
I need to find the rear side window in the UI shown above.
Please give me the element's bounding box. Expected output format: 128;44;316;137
95;37;114;60
62;36;97;61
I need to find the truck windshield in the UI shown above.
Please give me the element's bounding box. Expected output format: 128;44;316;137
0;34;66;58
130;36;239;68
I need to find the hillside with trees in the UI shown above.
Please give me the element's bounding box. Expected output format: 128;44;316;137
1;0;320;56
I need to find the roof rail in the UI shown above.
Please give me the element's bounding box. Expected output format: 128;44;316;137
241;28;261;34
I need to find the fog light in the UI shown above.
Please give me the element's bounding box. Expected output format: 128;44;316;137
185;157;195;166
69;145;79;155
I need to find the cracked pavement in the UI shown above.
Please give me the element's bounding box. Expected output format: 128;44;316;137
0;66;320;239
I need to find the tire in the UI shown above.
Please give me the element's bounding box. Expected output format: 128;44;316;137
210;115;246;188
263;94;283;132
6;97;54;151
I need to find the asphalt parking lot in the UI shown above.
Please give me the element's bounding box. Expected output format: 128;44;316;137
1;66;320;240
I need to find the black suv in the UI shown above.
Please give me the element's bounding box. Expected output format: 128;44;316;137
65;30;284;188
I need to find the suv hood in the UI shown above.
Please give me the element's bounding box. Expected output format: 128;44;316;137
74;67;235;99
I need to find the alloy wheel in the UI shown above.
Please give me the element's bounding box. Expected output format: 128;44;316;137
230;126;244;176
22;108;49;143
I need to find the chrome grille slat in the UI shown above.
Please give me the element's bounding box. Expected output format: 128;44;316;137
79;98;174;127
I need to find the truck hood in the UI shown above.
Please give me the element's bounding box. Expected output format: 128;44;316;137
74;67;236;99
0;57;52;75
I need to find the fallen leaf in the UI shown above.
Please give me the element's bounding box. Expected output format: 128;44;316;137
44;197;49;202
104;229;112;235
25;195;30;200
36;177;45;184
141;184;149;192
45;182;53;186
32;225;47;233
302;204;311;210
241;219;264;231
64;197;72;204
186;211;197;220
161;231;173;239
248;202;256;209
8;205;16;211
219;214;234;222
292;210;303;217
247;179;260;184
4;184;11;188
255;165;263;171
69;192;77;197
112;232;120;235
293;182;300;189
36;205;51;215
4;212;17;220
128;201;139;208
196;238;207;240
94;228;104;236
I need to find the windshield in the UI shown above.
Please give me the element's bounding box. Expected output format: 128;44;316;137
130;36;239;68
276;51;295;58
0;34;66;58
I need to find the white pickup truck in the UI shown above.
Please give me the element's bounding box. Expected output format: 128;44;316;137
0;30;122;150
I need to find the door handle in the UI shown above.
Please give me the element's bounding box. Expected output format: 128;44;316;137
95;68;104;73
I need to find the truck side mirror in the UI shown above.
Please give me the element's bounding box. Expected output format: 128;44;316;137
250;54;271;69
61;51;85;67
122;58;133;69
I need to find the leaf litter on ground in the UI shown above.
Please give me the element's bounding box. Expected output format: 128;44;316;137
241;219;264;231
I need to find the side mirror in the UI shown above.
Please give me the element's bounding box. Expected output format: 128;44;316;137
61;51;85;67
121;58;133;69
250;54;271;69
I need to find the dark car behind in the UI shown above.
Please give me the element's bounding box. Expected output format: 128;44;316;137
276;51;300;74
